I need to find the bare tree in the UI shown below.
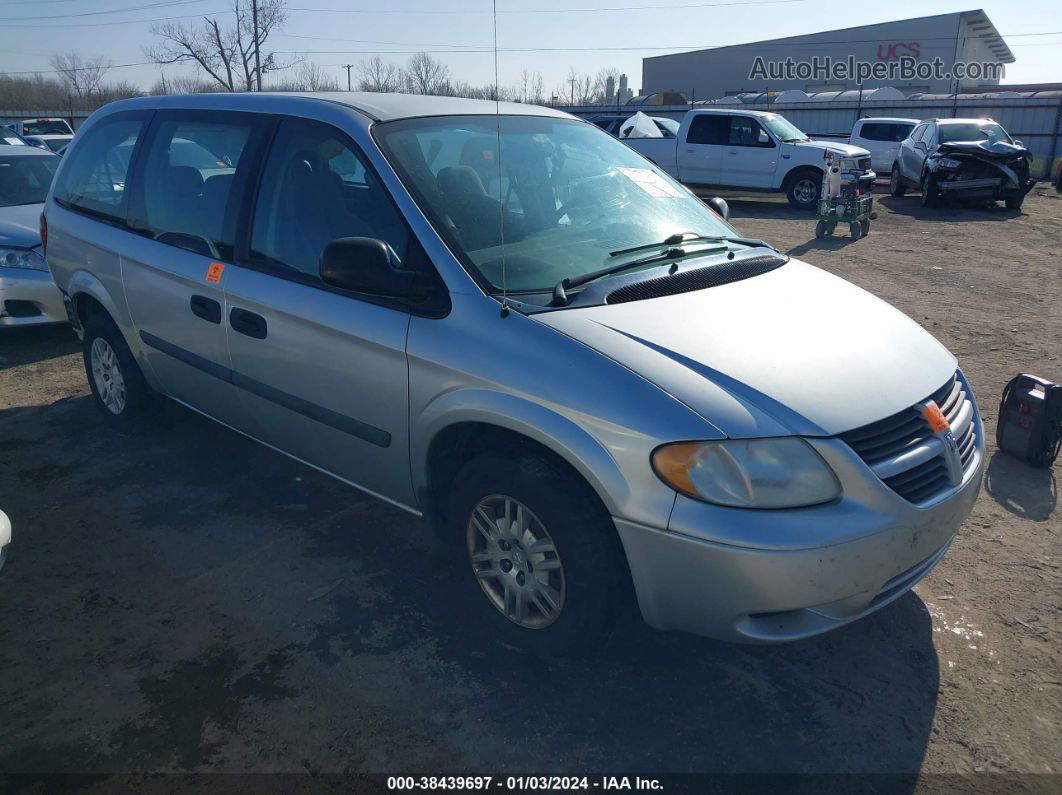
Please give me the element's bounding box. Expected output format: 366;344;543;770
49;53;111;99
356;56;401;93
145;0;289;92
560;67;595;105
402;52;450;96
295;61;339;92
592;67;621;104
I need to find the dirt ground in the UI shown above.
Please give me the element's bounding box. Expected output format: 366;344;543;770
0;186;1059;789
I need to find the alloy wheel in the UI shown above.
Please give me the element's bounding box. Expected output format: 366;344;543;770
90;337;126;415
793;177;817;205
466;495;566;629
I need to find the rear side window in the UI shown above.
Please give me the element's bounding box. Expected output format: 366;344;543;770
53;115;145;222
859;122;914;142
687;114;728;145
132;116;255;260
250;117;411;279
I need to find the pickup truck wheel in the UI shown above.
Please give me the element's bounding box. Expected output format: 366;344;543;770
921;172;941;208
83;312;158;432
446;454;626;657
786;170;820;209
889;164;906;196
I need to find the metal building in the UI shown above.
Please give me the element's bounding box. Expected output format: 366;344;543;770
641;10;1014;100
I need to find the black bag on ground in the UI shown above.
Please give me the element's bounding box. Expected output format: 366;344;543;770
996;374;1062;468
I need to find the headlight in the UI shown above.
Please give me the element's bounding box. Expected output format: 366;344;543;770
652;438;841;509
0;247;48;272
837;158;859;171
937;157;963;170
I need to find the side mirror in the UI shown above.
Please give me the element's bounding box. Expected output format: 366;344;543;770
915;141;927;152
757;129;770;145
1013;139;1024;147
320;237;431;299
706;197;730;221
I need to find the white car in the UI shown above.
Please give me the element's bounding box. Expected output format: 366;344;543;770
849;117;920;174
623;108;875;208
7;118;74;137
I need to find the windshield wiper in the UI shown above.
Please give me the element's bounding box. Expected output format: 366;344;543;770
551;240;735;306
609;231;768;258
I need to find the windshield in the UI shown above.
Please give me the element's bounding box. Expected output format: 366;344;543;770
759;113;808;142
0;155;59;206
23;120;73;136
374;115;736;293
938;122;1012;144
655;118;680;138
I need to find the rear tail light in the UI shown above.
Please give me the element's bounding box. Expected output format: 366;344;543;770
39;212;47;255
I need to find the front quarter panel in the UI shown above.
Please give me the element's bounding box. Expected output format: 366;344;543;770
408;292;719;527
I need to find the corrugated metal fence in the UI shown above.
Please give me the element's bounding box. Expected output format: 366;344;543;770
561;95;1062;181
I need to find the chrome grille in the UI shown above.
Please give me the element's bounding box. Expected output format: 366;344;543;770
857;157;872;172
841;372;978;504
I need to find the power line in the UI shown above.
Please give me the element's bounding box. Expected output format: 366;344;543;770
280;33;491;49
1;9;233;28
285;0;810;14
0;0;209;22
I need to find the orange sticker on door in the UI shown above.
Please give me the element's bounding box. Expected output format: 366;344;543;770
922;402;950;433
206;262;225;284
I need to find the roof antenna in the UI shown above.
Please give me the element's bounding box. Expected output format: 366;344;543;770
491;0;509;318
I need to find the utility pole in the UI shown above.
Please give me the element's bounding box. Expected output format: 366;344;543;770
343;64;354;91
569;77;575;106
252;0;262;91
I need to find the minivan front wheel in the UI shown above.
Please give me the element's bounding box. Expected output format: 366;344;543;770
83;313;157;431
447;454;626;656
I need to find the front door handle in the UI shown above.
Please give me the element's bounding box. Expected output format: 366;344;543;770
189;294;221;324
229;307;267;339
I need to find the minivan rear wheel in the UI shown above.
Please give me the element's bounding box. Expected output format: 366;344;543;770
83;312;157;431
446;454;627;656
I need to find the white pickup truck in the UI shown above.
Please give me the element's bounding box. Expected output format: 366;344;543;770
623;108;875;208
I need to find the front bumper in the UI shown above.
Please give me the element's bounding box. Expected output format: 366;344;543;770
0;268;67;327
615;433;984;643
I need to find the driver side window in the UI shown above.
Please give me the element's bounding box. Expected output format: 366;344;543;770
250;118;411;279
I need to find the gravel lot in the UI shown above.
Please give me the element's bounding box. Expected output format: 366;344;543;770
1;186;1059;787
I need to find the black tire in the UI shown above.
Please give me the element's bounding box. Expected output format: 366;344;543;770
1005;195;1025;210
785;170;821;209
861;218;871;237
445;454;628;657
814;220;827;238
889;164;906;197
849;222;861;239
82;312;158;432
921;171;941;207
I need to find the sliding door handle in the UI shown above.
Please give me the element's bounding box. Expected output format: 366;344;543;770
229;307;267;339
189;294;221;324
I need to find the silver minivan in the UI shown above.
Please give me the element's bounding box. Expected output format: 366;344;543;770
44;93;984;653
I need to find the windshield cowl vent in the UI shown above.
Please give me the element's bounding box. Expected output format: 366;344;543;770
604;254;788;304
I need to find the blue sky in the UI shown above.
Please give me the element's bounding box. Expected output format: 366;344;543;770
0;0;1059;96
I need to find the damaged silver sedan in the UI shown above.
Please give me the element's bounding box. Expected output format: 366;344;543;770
891;118;1035;210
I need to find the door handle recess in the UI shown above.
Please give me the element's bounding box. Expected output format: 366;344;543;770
229;307;267;339
189;294;221;324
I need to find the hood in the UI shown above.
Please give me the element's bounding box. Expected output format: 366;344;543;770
937;139;1029;160
790;139;871;159
535;259;956;438
0;202;43;248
